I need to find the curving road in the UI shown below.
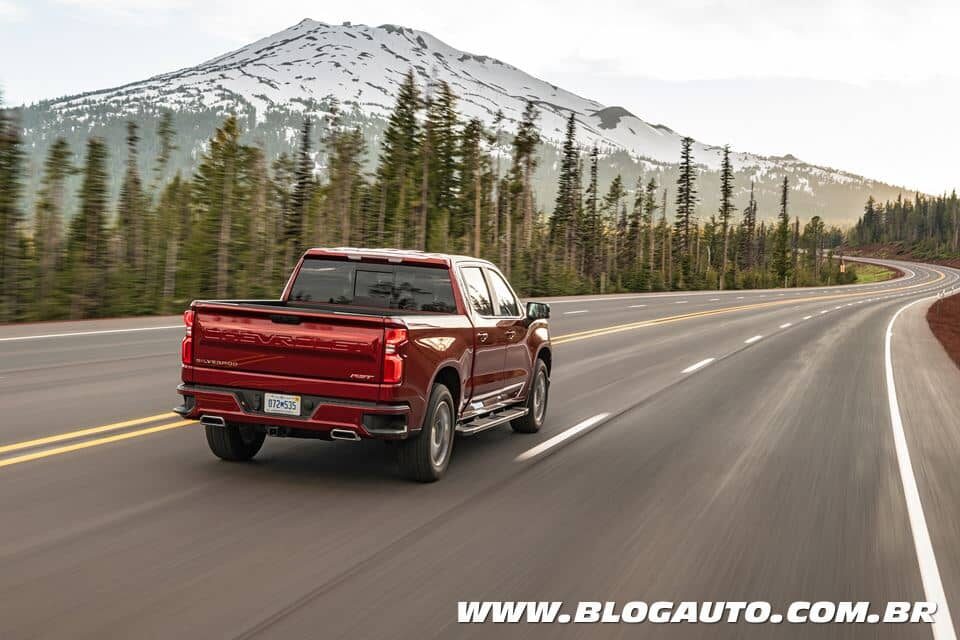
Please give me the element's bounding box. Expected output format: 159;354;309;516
1;258;960;639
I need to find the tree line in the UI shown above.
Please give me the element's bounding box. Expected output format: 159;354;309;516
0;75;850;323
848;192;960;261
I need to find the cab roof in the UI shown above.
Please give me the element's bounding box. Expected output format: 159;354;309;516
303;247;496;268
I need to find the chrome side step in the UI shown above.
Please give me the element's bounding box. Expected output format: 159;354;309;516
456;407;528;436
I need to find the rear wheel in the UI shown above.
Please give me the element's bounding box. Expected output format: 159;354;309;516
205;423;265;461
512;359;549;434
399;384;455;482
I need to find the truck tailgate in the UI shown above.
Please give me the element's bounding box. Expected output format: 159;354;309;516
193;303;385;383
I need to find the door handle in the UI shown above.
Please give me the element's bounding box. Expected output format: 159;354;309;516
477;332;489;343
504;329;517;339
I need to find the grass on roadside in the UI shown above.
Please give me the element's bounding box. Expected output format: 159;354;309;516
850;263;896;283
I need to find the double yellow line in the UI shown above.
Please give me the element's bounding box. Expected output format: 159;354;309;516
0;267;947;469
0;412;194;469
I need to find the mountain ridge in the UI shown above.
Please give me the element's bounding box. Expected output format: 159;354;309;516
17;19;913;224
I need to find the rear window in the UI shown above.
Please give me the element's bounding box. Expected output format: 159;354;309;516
288;258;458;313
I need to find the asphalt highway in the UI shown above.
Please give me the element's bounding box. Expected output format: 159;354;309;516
1;258;959;639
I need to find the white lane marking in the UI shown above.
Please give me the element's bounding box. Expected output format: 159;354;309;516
744;335;763;344
780;323;792;329
628;304;647;308
709;298;719;301
563;310;589;315
682;358;715;373
515;413;610;462
0;325;182;342
803;315;813;320
835;305;843;309
737;296;745;300
885;297;957;640
675;300;688;304
778;293;785;296
820;310;830;314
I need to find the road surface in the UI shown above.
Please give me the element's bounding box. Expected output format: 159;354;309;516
1;258;959;639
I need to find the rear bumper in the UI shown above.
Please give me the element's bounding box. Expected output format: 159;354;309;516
175;383;411;439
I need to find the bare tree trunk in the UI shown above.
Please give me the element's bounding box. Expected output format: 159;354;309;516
523;157;534;248
473;166;481;257
377;182;386;245
648;219;655;290
720;226;729;290
216;156;233;299
504;204;512;279
162;232;179;302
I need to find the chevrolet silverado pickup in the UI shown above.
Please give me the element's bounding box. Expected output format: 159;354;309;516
175;248;552;481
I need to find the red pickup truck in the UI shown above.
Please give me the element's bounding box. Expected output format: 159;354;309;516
175;248;552;481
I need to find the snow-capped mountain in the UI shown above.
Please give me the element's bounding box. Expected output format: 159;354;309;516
20;19;912;222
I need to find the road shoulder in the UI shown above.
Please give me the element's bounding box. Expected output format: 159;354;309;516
893;297;960;632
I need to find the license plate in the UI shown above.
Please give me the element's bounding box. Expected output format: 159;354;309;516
264;392;301;416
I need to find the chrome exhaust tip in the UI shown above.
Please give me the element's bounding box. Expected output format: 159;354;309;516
330;429;361;441
200;415;226;427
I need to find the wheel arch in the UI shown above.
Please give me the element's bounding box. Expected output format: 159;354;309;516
430;365;462;422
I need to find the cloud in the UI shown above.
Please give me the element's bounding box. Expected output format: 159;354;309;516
0;0;25;21
56;0;189;8
54;0;191;20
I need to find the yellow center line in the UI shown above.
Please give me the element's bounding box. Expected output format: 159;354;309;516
0;412;179;455
553;269;947;345
0;420;194;469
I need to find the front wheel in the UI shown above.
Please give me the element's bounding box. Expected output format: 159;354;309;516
205;423;265;461
399;384;455;482
512;359;549;434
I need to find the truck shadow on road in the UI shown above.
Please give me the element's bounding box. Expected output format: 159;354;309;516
187;426;517;487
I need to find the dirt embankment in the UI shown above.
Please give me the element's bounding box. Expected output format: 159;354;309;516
928;293;960;371
846;243;960;270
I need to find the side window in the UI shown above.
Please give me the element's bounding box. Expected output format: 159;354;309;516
460;267;494;316
487;270;520;316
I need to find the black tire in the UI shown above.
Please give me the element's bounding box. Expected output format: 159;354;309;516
399;384;455;482
205;423;265;461
512;359;549;434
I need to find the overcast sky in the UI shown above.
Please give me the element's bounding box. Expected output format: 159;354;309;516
1;0;957;194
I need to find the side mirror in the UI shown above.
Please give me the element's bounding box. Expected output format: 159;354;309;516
526;301;550;321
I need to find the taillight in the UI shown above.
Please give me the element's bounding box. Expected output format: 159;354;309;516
181;309;194;365
382;327;408;384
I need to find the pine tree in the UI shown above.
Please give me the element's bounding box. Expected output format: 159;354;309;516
674;136;697;286
627;175;644;282
513;100;541;250
552;112;579;268
602;174;626;279
423;81;460;251
117;121;147;295
506;100;540;285
739;182;757;272
153;111;177;190
718;144;734;289
791;216;800;286
324;122;365;246
190;116;253;299
772;176;792;286
158;174;191;306
374;71;421;248
288;116;315;262
65;138;110;318
0;100;27;322
643;178;658;290
33;138;74;318
459;117;491;256
583;146;600;282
